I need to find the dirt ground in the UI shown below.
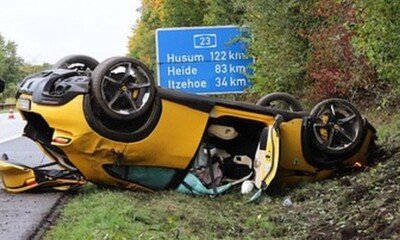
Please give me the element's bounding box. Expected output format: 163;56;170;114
264;113;400;239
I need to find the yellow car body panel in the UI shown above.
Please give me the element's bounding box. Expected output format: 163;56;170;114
22;96;209;189
211;105;275;124
0;161;35;189
279;119;317;173
0;159;86;193
121;100;209;168
29;95;93;139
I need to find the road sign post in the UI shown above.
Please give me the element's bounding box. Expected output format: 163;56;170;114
156;26;253;94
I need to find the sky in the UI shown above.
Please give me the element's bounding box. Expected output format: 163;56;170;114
0;0;141;64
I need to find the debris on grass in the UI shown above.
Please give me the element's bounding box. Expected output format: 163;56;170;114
282;197;293;207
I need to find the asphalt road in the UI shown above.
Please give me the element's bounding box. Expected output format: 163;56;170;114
0;114;63;240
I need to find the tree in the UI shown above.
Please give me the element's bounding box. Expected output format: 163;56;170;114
239;0;311;95
304;0;379;101
128;0;164;72
203;0;244;25
20;62;52;76
128;0;208;74
0;34;24;100
161;0;206;27
353;0;400;91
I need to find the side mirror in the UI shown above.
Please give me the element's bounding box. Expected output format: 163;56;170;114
0;78;4;93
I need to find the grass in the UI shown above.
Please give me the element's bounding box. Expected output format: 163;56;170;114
374;113;400;143
46;187;277;239
45;110;400;240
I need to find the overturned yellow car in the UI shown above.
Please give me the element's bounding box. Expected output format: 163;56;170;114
0;55;376;197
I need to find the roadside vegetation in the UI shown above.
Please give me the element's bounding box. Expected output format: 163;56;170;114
128;0;400;107
0;34;51;102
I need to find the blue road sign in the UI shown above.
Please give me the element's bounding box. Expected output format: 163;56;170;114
156;26;253;94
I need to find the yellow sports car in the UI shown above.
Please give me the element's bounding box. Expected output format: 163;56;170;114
0;55;376;197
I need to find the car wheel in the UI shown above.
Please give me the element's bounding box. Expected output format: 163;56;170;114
53;55;99;72
91;56;156;120
256;92;303;112
309;98;364;156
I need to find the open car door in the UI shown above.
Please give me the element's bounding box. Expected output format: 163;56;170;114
254;116;282;191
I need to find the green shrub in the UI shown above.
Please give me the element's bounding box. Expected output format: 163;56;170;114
238;0;312;96
128;0;397;105
305;0;379;101
353;0;400;91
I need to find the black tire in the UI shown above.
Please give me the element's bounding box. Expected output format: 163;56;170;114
256;92;303;112
91;56;156;120
53;55;99;72
309;98;364;156
84;95;162;142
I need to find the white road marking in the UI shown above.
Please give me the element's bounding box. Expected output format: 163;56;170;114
0;135;22;144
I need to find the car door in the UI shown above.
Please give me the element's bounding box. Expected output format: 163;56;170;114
254;122;281;190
